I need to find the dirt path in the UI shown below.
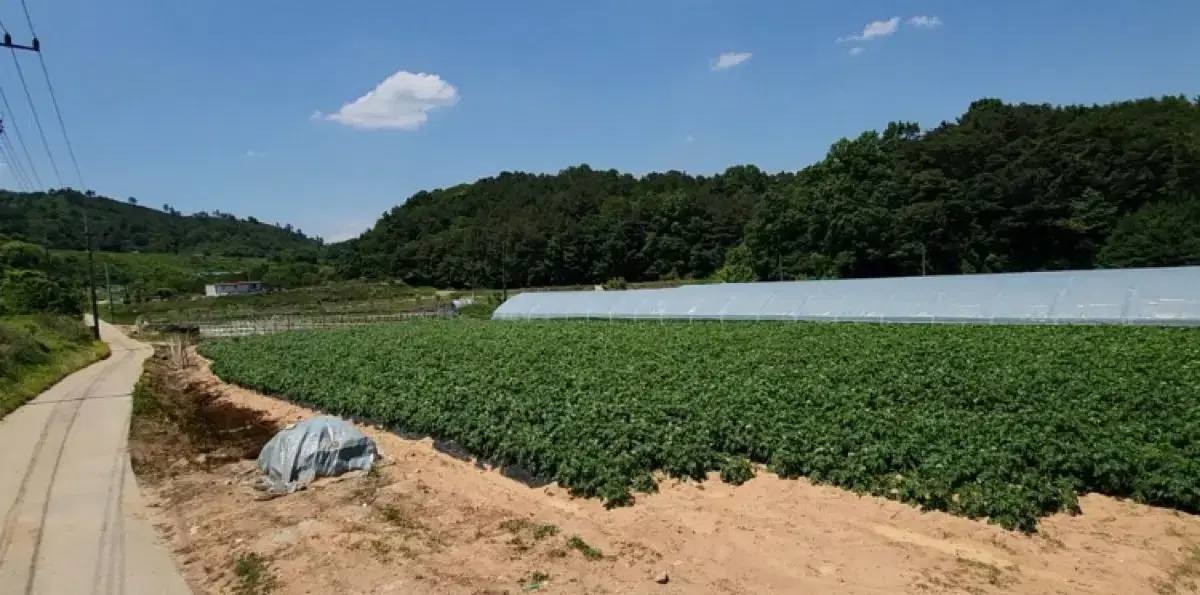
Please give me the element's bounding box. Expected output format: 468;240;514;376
134;350;1200;595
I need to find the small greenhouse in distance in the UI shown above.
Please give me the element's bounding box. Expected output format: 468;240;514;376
491;266;1200;326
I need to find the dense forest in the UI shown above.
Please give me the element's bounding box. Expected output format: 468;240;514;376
0;189;322;259
336;95;1200;288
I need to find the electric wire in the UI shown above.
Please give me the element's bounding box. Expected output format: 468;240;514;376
9;1;101;340
0;119;33;190
0;18;41;189
0;136;31;190
7;41;62;186
0;83;40;189
4;134;32;187
19;0;83;187
0;142;27;190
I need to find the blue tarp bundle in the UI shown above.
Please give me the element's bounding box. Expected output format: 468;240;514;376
257;416;378;494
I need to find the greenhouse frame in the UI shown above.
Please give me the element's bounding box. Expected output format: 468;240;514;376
491;266;1200;326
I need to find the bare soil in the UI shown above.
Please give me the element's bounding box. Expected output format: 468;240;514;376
129;349;1200;595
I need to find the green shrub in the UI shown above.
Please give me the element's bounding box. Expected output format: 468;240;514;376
603;277;628;290
0;323;50;379
720;457;755;485
0;269;81;316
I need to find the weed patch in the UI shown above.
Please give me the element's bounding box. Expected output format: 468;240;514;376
568;535;603;560
232;552;278;595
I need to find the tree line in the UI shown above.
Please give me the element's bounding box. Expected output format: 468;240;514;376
0;189;323;260
334;95;1200;288
0;188;336;311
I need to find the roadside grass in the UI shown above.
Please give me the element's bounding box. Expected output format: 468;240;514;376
0;315;110;419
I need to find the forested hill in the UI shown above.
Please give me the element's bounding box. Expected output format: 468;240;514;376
0;190;322;259
336;95;1200;288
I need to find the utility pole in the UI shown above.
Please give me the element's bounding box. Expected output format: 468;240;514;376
84;211;101;338
3;31;101;338
104;263;114;321
501;230;509;301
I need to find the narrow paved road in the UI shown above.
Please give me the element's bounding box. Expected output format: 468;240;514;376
0;319;192;594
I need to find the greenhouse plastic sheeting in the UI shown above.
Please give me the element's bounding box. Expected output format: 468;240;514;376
491;266;1200;326
257;416;378;494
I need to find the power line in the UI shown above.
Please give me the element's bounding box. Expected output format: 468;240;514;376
0;82;40;189
0;142;23;190
0;139;31;191
0;22;41;190
1;8;100;339
17;0;36;37
2;132;32;187
8;43;62;186
19;0;83;188
0;118;33;190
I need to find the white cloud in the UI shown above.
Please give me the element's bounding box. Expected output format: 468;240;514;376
908;16;943;29
314;71;459;131
683;135;695;143
245;150;266;158
849;47;865;56
711;52;752;71
837;17;900;43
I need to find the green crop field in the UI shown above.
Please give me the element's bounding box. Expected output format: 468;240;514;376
197;321;1200;531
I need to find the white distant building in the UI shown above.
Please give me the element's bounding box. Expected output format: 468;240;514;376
204;281;264;297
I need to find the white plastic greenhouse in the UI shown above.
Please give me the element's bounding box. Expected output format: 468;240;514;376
491;266;1200;326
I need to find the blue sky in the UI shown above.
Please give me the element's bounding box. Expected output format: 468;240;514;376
2;0;1198;242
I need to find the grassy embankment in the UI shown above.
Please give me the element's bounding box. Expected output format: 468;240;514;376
0;315;110;418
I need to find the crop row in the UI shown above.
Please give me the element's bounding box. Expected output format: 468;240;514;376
198;321;1200;531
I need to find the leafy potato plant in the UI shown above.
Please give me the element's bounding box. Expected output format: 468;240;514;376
199;321;1200;531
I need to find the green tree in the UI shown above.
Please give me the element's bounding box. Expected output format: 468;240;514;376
335;95;1200;287
1098;200;1200;268
713;245;758;283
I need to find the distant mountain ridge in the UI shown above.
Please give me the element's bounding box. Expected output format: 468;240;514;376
0;190;322;259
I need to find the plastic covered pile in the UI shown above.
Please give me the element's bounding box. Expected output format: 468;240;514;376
257;415;378;494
